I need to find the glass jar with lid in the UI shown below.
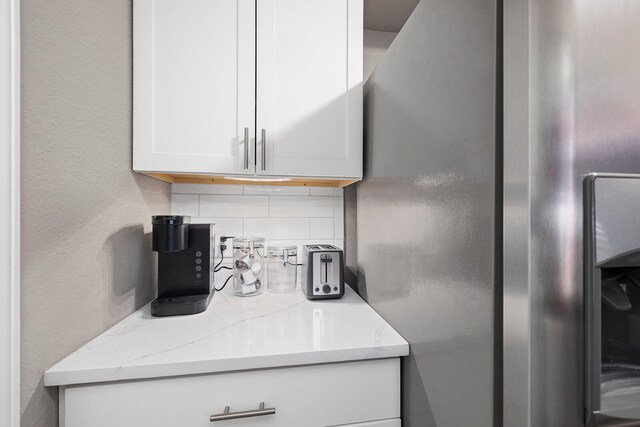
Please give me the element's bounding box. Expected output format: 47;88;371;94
232;237;265;297
266;245;298;294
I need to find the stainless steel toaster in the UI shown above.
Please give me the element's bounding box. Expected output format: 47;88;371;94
302;244;345;300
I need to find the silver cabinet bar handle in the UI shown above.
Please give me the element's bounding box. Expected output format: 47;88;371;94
210;402;276;422
243;127;250;170
261;128;266;171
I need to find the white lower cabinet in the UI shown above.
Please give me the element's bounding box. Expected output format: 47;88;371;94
59;359;400;427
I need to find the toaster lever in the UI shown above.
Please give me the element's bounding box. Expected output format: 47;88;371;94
320;254;332;284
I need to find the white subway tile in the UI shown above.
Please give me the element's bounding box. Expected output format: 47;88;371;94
266;239;334;259
244;218;310;240
212;218;244;239
334;197;344;239
264;239;306;258
172;183;243;195
244;185;310;196
309;187;334;196
172;183;344;255
269;196;333;218
310;218;334;239
171;194;199;217
204;218;244;258
200;195;269;218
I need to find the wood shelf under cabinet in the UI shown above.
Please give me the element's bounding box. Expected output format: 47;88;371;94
142;172;358;188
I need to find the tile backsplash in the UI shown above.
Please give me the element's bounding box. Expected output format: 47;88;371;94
170;184;345;265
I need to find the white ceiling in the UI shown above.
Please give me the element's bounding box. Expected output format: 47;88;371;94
364;0;420;33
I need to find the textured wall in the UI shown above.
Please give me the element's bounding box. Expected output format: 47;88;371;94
20;0;170;425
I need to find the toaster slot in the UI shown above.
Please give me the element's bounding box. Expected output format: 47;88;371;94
320;254;332;284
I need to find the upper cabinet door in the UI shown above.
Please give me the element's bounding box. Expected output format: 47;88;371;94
256;0;363;179
134;0;256;175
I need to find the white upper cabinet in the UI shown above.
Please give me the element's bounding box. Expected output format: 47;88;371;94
133;0;256;175
256;0;363;178
133;0;363;183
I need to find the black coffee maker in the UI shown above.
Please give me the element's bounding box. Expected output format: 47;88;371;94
151;215;214;317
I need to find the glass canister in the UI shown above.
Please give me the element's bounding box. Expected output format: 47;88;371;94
266;245;298;294
232;237;265;297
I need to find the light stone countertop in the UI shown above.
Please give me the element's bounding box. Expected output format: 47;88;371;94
44;285;408;387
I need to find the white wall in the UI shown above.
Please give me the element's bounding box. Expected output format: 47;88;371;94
0;0;19;425
171;184;344;277
364;29;398;80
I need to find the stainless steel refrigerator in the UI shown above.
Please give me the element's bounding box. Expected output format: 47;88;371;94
353;0;640;425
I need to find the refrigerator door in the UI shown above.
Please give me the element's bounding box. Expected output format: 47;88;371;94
504;1;640;426
357;0;497;425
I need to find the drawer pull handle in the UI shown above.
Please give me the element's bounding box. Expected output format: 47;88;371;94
210;402;276;422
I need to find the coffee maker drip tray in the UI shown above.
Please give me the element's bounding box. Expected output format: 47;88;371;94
151;293;214;317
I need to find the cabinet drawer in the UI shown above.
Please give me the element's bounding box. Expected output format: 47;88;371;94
331;420;401;427
60;358;400;427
